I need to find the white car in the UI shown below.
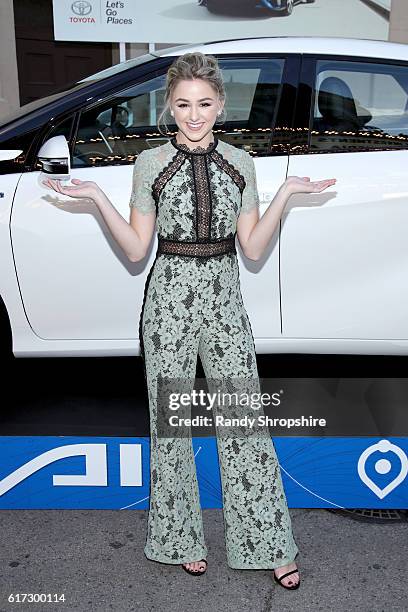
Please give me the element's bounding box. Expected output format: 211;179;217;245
1;36;408;361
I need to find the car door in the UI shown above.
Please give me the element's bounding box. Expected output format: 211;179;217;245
219;54;299;345
10;64;174;343
281;54;408;342
11;54;295;346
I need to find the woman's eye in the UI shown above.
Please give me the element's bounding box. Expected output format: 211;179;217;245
177;103;211;108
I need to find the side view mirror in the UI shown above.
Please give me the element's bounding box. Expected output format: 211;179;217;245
37;135;71;180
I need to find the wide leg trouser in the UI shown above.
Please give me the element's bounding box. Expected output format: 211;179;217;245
141;253;299;569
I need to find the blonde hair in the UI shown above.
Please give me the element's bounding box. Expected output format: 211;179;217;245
157;51;226;137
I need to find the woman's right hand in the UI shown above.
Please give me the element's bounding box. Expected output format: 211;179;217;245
42;177;100;201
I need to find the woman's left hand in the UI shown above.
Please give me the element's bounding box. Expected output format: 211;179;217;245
284;176;337;195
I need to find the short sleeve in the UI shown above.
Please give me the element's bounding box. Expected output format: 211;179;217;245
129;150;156;214
240;151;260;214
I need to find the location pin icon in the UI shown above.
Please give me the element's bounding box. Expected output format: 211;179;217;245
357;439;408;500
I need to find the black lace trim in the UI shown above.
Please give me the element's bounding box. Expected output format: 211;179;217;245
138;256;159;384
210;149;246;193
157;236;236;257
170;136;218;155
152;150;186;205
190;154;212;239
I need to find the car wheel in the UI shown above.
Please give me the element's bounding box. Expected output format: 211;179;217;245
282;0;294;14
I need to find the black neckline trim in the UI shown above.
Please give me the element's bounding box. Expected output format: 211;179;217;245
170;136;218;155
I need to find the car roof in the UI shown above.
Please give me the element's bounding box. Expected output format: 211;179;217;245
152;36;408;62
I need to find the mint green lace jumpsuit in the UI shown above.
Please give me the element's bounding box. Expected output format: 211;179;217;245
129;136;299;569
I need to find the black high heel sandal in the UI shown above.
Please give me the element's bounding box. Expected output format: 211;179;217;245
181;559;208;576
273;568;300;590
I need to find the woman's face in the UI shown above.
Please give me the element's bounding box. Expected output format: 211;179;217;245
170;78;223;144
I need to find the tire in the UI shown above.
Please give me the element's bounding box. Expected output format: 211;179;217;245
282;0;294;15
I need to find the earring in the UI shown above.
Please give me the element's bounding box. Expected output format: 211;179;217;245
170;109;174;117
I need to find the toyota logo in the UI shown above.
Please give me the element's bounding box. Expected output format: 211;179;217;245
71;1;92;16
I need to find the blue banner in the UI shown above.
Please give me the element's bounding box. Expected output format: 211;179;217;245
0;437;407;509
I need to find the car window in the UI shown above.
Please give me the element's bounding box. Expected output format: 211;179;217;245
311;59;408;152
72;57;285;168
44;115;75;142
38;115;74;150
0;126;41;175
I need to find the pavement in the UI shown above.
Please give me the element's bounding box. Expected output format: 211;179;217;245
0;506;407;612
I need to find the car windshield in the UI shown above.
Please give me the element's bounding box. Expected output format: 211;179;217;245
0;52;157;128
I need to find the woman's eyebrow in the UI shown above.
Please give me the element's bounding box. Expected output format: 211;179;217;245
174;97;214;102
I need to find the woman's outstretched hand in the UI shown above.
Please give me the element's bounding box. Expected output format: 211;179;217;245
284;176;337;195
42;177;100;201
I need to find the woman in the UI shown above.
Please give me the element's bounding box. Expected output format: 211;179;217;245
43;52;336;589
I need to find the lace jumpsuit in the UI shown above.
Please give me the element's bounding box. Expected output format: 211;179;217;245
129;135;299;569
